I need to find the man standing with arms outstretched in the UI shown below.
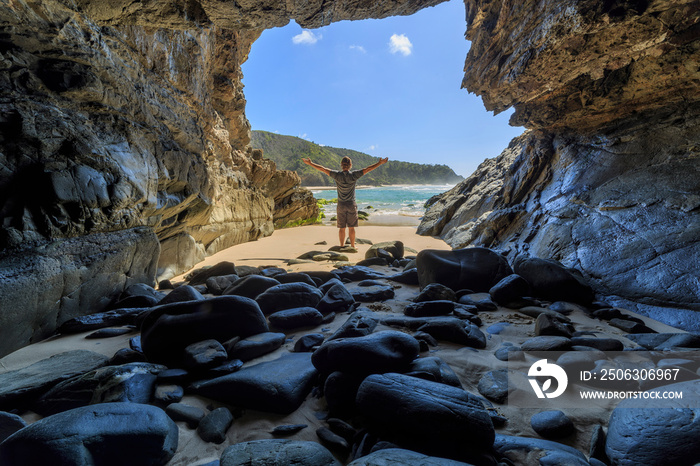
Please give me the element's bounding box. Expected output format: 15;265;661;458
302;156;388;248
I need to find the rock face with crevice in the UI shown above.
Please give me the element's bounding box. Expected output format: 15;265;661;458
0;0;446;357
420;0;700;328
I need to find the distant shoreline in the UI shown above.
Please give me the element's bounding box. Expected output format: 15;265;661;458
304;183;457;191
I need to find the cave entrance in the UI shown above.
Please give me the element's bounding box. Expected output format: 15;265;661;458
242;0;523;180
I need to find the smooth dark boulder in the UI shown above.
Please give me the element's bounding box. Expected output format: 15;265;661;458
271;424;308;436
489;274;530;307
405;300;455;317
347;283;395;302
34;362;165;415
328;310;379;340
140;296;268;367
324;371;365;418
513;257;594;305
317;283;356;314
197;407;233;444
222;274;280;299
334;266;386;282
347;448;473;465
606;380;700;466
386;268;419;285
625;333;700;350
357;257;390;267
85;327;133;339
477;370;510;404
521;336;572;352
183;339;228;370
153;384;184;405
205;274;240;295
457;294;498;312
356;373;494;458
535;313;574;338
0;403;178;466
0;412;27;444
312;330;419;375
165;403;207;428
416;248;513;292
188;261;236;286
294;333;325;352
0;350;108;411
415;283;457;303
59;307;147;334
191;352;318;414
269;307;324;329
570;336;624;351
227;332;285;362
417;319;487;348
221;439;340;466
256;283;324;315
494;434;589;466
158;285;204;305
276;272;317;286
109;294;160;310
405;356;462;388
530;410;575;439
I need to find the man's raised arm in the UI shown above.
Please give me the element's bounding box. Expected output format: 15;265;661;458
302;158;332;176
362;157;388;175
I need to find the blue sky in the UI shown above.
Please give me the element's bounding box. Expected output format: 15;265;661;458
242;0;524;178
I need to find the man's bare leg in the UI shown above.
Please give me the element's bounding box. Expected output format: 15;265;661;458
339;228;346;247
349;227;356;248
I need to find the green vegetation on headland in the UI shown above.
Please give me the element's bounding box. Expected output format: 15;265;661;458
251;131;464;187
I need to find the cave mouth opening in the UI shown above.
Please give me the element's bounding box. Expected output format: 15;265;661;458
241;0;524;180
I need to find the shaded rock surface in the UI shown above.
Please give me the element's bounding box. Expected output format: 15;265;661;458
0;403;178;465
191;352;318;414
221;439;340;466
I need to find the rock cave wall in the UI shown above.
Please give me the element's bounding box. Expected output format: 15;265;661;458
0;0;446;357
419;0;700;329
1;0;698;356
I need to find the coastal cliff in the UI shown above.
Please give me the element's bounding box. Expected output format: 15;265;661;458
1;0;698;356
0;0;444;356
419;0;700;327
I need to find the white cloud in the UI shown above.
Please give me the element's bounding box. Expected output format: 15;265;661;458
368;145;377;151
349;45;366;53
292;30;321;45
389;34;412;56
299;133;309;140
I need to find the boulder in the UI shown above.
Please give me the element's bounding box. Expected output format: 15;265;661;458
356;373;494;459
256;283;324;315
365;241;404;260
404;300;455;318
416;248;513;292
227;332;286;361
387;268;419;285
606;380;700;465
269;307;324;329
0;412;27;444
334;266;386;282
494;434;589;466
0;403;178;465
197;407;233;444
187;261;236;286
513;257;594;305
140;296;268;367
317;283;356;314
183;340;228;370
415;283;457;303
191;352;318;414
221;440;340;466
0;350;109;411
489;274;531;307
530;410;575;439
205;274;240;295
347;448;473;465
329;309;379;340
222;275;280;300
312;330;419;375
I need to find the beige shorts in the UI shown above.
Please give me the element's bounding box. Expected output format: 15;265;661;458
336;201;358;228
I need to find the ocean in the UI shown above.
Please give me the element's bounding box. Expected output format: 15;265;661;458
310;184;456;226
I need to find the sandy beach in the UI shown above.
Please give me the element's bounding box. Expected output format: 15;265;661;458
174;224;450;280
0;224;689;465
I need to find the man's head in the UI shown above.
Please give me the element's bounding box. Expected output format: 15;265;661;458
341;156;352;171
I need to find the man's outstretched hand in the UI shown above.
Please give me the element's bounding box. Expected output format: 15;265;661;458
379;157;389;165
302;158;312;166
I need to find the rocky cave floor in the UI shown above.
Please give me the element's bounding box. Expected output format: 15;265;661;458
0;242;699;465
